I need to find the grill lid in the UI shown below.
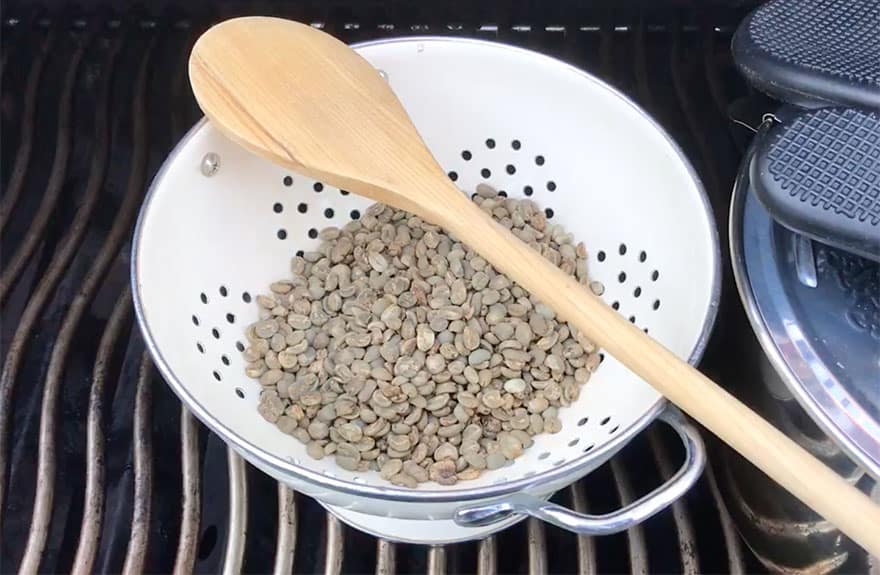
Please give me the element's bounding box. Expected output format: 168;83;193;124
731;144;880;481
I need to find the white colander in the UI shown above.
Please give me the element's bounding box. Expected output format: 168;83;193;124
132;37;719;537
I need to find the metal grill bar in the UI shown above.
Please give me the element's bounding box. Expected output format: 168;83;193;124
669;24;723;205
705;464;745;574
477;536;496;575
598;21;614;81
323;513;344;575
167;20;204;575
15;37;153;572
274;485;297;575
632;21;655;116
0;23;9;76
427;545;446;575
702;26;734;125
649;429;699;575
0;29;51;232
174;408;201;574
0;31;117;513
170;25;202;140
528;518;548;575
570;482;597;575
72;288;132;575
0;31;86;304
611;459;648;575
376;539;396;575
223;450;247;575
122;353;154;575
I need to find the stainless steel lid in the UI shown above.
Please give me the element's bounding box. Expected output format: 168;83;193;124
731;144;880;481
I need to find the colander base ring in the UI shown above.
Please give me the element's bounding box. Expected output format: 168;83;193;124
319;500;526;544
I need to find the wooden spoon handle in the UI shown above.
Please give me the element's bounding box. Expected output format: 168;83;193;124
437;188;880;555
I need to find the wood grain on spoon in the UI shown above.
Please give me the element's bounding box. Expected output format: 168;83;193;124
189;16;880;554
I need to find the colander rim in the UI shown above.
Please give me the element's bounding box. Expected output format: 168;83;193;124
132;35;721;503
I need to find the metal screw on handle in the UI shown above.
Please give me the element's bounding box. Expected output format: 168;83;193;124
200;152;220;177
453;406;705;535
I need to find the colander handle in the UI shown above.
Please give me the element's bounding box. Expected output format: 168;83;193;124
453;407;705;535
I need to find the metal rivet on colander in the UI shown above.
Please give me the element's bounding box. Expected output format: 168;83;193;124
378;69;388;81
200;152;220;176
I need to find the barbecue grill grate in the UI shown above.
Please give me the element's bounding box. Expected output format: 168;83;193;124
2;4;763;573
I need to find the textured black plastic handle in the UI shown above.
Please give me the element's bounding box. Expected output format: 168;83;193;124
751;107;880;261
732;0;880;109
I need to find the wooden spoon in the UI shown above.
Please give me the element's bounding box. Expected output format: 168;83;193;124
189;16;880;553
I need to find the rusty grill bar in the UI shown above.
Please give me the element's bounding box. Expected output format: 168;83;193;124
2;5;759;573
